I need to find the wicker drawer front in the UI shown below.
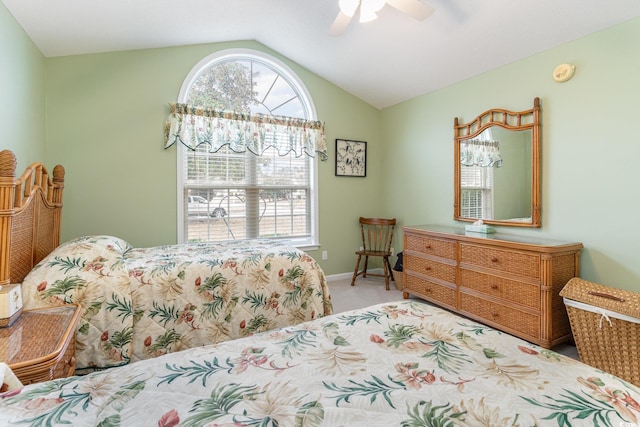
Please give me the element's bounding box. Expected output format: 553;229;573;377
460;244;540;279
13;334;77;385
405;234;456;259
405;274;456;309
460;292;540;339
53;336;77;380
460;269;540;310
405;255;456;283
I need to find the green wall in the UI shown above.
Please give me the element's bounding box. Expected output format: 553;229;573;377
381;17;640;291
43;41;383;275
0;2;46;171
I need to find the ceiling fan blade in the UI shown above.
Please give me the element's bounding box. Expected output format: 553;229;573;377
386;0;434;21
329;11;354;36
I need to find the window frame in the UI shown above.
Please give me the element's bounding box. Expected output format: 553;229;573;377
460;165;495;220
176;48;320;249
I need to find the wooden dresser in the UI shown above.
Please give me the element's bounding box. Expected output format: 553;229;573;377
403;225;582;349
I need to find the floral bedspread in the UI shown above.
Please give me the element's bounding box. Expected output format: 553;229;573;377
2;300;640;426
20;236;332;371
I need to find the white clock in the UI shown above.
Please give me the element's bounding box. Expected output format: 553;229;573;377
553;64;576;83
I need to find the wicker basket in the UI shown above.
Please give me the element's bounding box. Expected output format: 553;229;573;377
560;278;640;386
394;272;403;291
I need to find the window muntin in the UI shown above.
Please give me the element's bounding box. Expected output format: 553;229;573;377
177;50;318;247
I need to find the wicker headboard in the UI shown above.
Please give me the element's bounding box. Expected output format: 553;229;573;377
0;150;65;286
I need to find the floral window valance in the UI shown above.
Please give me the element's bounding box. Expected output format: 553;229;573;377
164;103;327;160
460;139;503;168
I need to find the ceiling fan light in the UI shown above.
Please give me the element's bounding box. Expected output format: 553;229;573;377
338;0;360;17
359;8;378;23
359;0;386;22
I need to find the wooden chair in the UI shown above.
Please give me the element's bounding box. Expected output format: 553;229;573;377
351;217;396;290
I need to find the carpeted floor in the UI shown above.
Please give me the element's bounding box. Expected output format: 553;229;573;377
327;275;405;313
327;274;579;360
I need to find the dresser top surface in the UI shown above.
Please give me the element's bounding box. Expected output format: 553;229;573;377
404;225;583;250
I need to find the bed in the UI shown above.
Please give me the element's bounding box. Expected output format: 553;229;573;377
2;300;639;426
0;150;332;373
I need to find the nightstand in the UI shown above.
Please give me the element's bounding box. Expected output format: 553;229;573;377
1;305;81;384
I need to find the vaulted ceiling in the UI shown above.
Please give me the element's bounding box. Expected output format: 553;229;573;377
3;0;640;109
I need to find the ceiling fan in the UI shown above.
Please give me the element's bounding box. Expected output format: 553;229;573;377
330;0;434;36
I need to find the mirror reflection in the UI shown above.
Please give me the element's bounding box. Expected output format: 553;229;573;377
454;98;540;227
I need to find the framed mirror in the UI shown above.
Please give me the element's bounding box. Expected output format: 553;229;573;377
454;98;541;227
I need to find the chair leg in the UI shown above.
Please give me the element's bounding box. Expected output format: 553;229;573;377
363;256;369;278
385;257;395;282
351;255;361;286
382;257;390;291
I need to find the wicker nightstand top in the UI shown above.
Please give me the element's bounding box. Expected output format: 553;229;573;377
0;305;80;367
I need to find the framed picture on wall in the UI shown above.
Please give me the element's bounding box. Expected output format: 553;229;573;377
335;139;367;177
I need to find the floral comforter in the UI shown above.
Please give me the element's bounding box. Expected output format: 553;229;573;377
3;301;640;427
20;236;332;371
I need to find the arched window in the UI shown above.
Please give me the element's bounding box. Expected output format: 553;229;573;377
175;49;320;247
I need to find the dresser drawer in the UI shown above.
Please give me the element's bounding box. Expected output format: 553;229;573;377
405;255;456;283
460;243;540;279
405;234;456;260
460;292;540;340
405;274;456;309
459;269;540;310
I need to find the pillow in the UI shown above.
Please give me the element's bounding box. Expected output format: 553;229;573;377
21;235;134;369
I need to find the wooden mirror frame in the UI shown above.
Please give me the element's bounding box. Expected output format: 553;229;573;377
454;97;541;227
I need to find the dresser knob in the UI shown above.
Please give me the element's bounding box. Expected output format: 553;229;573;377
425;266;432;271
490;284;498;290
424;287;432;293
491;257;499;263
425;244;432;250
492;312;499;318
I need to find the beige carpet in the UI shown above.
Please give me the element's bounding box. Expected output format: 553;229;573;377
327;275;405;313
327;274;579;360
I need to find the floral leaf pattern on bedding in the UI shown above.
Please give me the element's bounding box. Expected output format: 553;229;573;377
277;328;318;357
47;256;86;273
324;375;407;409
524;376;640;426
105;293;141;321
102;326;133;364
148;301;181;326
2;301;640;426
180;383;259;427
403;400;465;426
159;356;236;386
21;236;332;370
